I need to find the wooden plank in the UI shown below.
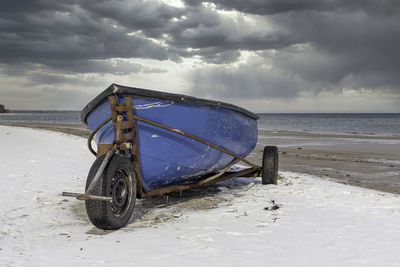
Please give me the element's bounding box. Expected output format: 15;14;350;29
108;96;118;122
114;105;130;112
97;143;113;157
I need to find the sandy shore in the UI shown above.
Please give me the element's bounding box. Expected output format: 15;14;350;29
1;121;399;194
249;130;400;194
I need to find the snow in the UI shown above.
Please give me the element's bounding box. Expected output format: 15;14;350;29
1;125;400;266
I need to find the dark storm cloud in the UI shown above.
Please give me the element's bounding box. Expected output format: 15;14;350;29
268;7;400;92
191;63;302;99
0;0;296;69
41;60;167;75
79;0;185;38
1;0;400;106
0;0;170;71
207;0;400;16
187;0;400;98
79;1;292;62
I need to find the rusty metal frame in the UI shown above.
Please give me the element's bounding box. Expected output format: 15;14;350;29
78;94;262;200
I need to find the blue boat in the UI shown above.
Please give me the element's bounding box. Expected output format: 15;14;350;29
73;84;278;230
81;84;259;190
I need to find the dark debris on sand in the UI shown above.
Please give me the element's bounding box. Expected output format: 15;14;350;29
264;200;280;211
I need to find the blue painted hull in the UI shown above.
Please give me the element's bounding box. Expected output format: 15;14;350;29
84;87;258;191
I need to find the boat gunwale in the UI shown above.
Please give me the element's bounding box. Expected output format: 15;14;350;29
80;83;259;124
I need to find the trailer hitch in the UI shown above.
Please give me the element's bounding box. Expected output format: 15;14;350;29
62;150;115;201
61;192;112;201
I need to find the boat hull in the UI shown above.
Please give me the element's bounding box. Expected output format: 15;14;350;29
83;86;258;191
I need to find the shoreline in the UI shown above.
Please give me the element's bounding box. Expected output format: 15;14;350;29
258;128;400;140
251;130;400;194
0;121;89;138
1;121;399;195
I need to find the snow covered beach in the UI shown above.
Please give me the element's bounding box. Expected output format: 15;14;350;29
1;125;400;266
2;121;400;194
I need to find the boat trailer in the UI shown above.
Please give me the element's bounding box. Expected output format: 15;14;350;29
62;94;278;223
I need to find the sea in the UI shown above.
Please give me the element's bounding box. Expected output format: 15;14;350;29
258;113;400;137
1;111;399;137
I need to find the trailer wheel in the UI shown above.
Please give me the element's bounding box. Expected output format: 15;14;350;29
262;146;279;185
85;154;137;230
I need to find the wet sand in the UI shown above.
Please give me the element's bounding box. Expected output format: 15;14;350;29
2;122;399;194
0;122;89;138
249;130;400;194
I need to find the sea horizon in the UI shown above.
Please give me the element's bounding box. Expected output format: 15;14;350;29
1;111;399;137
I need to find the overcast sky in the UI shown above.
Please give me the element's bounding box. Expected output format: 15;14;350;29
1;0;399;112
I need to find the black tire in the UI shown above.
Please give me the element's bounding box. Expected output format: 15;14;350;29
85;154;137;230
262;146;279;185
